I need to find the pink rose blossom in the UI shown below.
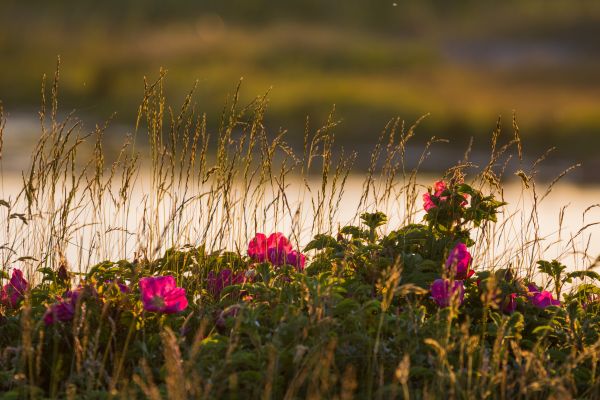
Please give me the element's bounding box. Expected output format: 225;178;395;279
423;180;468;211
430;278;465;308
445;243;474;279
207;269;246;299
422;193;437;212
531;291;561;308
266;233;293;265
527;283;560;308
1;269;28;308
247;233;268;262
433;180;448;196
247;232;306;269
139;276;188;314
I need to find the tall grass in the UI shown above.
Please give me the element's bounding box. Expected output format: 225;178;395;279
0;64;599;399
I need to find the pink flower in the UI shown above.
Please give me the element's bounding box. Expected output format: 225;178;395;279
44;296;76;325
527;283;560;308
139;276;188;314
247;233;268;262
207;269;246;299
531;291;560;309
266;233;293;265
1;269;28;308
433;180;448;196
502;293;518;314
430;278;465;308
286;250;306;271
423;180;468;211
43;289;82;325
445;243;474;279
247;232;306;269
422;193;436;212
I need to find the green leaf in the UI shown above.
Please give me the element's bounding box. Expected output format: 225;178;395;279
532;325;554;335
304;234;340;252
567;270;600;281
360;212;388;230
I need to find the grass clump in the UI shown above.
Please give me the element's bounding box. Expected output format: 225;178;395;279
1;68;600;399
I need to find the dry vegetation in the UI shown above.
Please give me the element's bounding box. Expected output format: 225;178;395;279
0;65;600;399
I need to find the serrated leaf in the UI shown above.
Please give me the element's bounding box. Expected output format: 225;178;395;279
303;234;340;252
567;270;600;281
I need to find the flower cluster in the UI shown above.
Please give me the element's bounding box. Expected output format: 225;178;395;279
247;232;306;271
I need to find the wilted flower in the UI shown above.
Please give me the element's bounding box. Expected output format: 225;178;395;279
527;283;560;308
430;278;464;308
207;269;245;299
1;269;28;308
445;243;474;279
139;276;188;314
501;293;518;314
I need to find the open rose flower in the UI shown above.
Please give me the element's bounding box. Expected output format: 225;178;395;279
423;180;468;212
248;232;306;271
527;284;560;308
445;243;474;279
207;269;246;299
430;278;465;308
1;269;28;308
139;276;188;314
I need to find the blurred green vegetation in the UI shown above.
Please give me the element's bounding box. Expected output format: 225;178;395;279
1;0;600;167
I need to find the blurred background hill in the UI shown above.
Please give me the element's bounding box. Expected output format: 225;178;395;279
1;0;599;179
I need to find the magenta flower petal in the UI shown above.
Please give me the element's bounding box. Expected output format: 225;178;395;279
139;276;188;314
433;180;447;196
1;269;28;308
286;250;306;271
423;193;436;212
531;290;561;309
44;298;76;325
266;233;292;266
248;233;268;262
431;278;464;308
445;243;473;280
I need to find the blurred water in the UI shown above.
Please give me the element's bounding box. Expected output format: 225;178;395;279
1;170;599;281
